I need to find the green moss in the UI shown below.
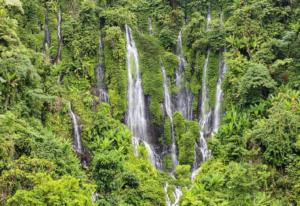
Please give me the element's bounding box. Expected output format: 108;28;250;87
178;135;195;166
163;118;172;145
173;112;186;139
134;31;164;124
175;164;191;187
173;112;199;165
163;153;173;172
207;51;220;107
103;26;127;120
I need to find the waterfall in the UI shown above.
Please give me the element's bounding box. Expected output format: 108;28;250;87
43;6;51;54
192;11;212;178
199;50;212;142
175;32;193;120
213;13;227;133
213;54;227;133
164;183;182;206
161;61;178;168
125;25;162;168
206;8;212;31
69;103;83;154
125;24;148;143
142;140;163;169
95;34;109;103
192;51;211;178
55;8;62;63
148;17;153;35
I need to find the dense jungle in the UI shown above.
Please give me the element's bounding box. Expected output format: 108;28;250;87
0;0;300;205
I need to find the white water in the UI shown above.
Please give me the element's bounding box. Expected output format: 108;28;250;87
132;136;163;169
69;103;83;154
199;50;211;155
191;51;210;178
164;183;182;206
213;55;227;133
161;62;178;168
192;11;212;178
213;14;227;133
175;32;193;120
143;139;163;169
125;25;148;142
125;25;162;168
206;8;212;31
56;8;62;63
95;35;109;103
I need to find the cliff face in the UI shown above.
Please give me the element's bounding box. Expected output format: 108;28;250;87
1;0;300;205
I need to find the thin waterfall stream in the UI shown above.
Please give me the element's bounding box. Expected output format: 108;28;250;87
192;50;211;179
164;183;182;206
161;61;178;168
69;102;83;154
213;53;227;133
192;10;212;179
55;8;62;63
213;14;227;133
95;33;109;103
175;32;193;120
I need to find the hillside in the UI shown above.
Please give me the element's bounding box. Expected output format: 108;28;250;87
0;0;300;205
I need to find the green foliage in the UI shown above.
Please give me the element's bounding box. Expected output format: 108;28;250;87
0;112;83;177
7;176;95;206
181;160;273;206
92;151;123;194
135;32;164;124
103;26;127;119
1;0;300;205
238;63;276;105
248;89;300;167
175;164;191;187
87;103;131;155
173;112;198;165
101;7;137;27
206;52;220;107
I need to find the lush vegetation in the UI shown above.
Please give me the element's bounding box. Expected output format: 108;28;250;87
0;0;299;205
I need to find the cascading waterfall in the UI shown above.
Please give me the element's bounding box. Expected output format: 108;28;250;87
125;25;162;169
213;53;227;133
95;34;109;103
175;32;193;120
161;61;178;168
191;10;212;179
69;103;83;154
125;24;148;146
164;183;182;206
